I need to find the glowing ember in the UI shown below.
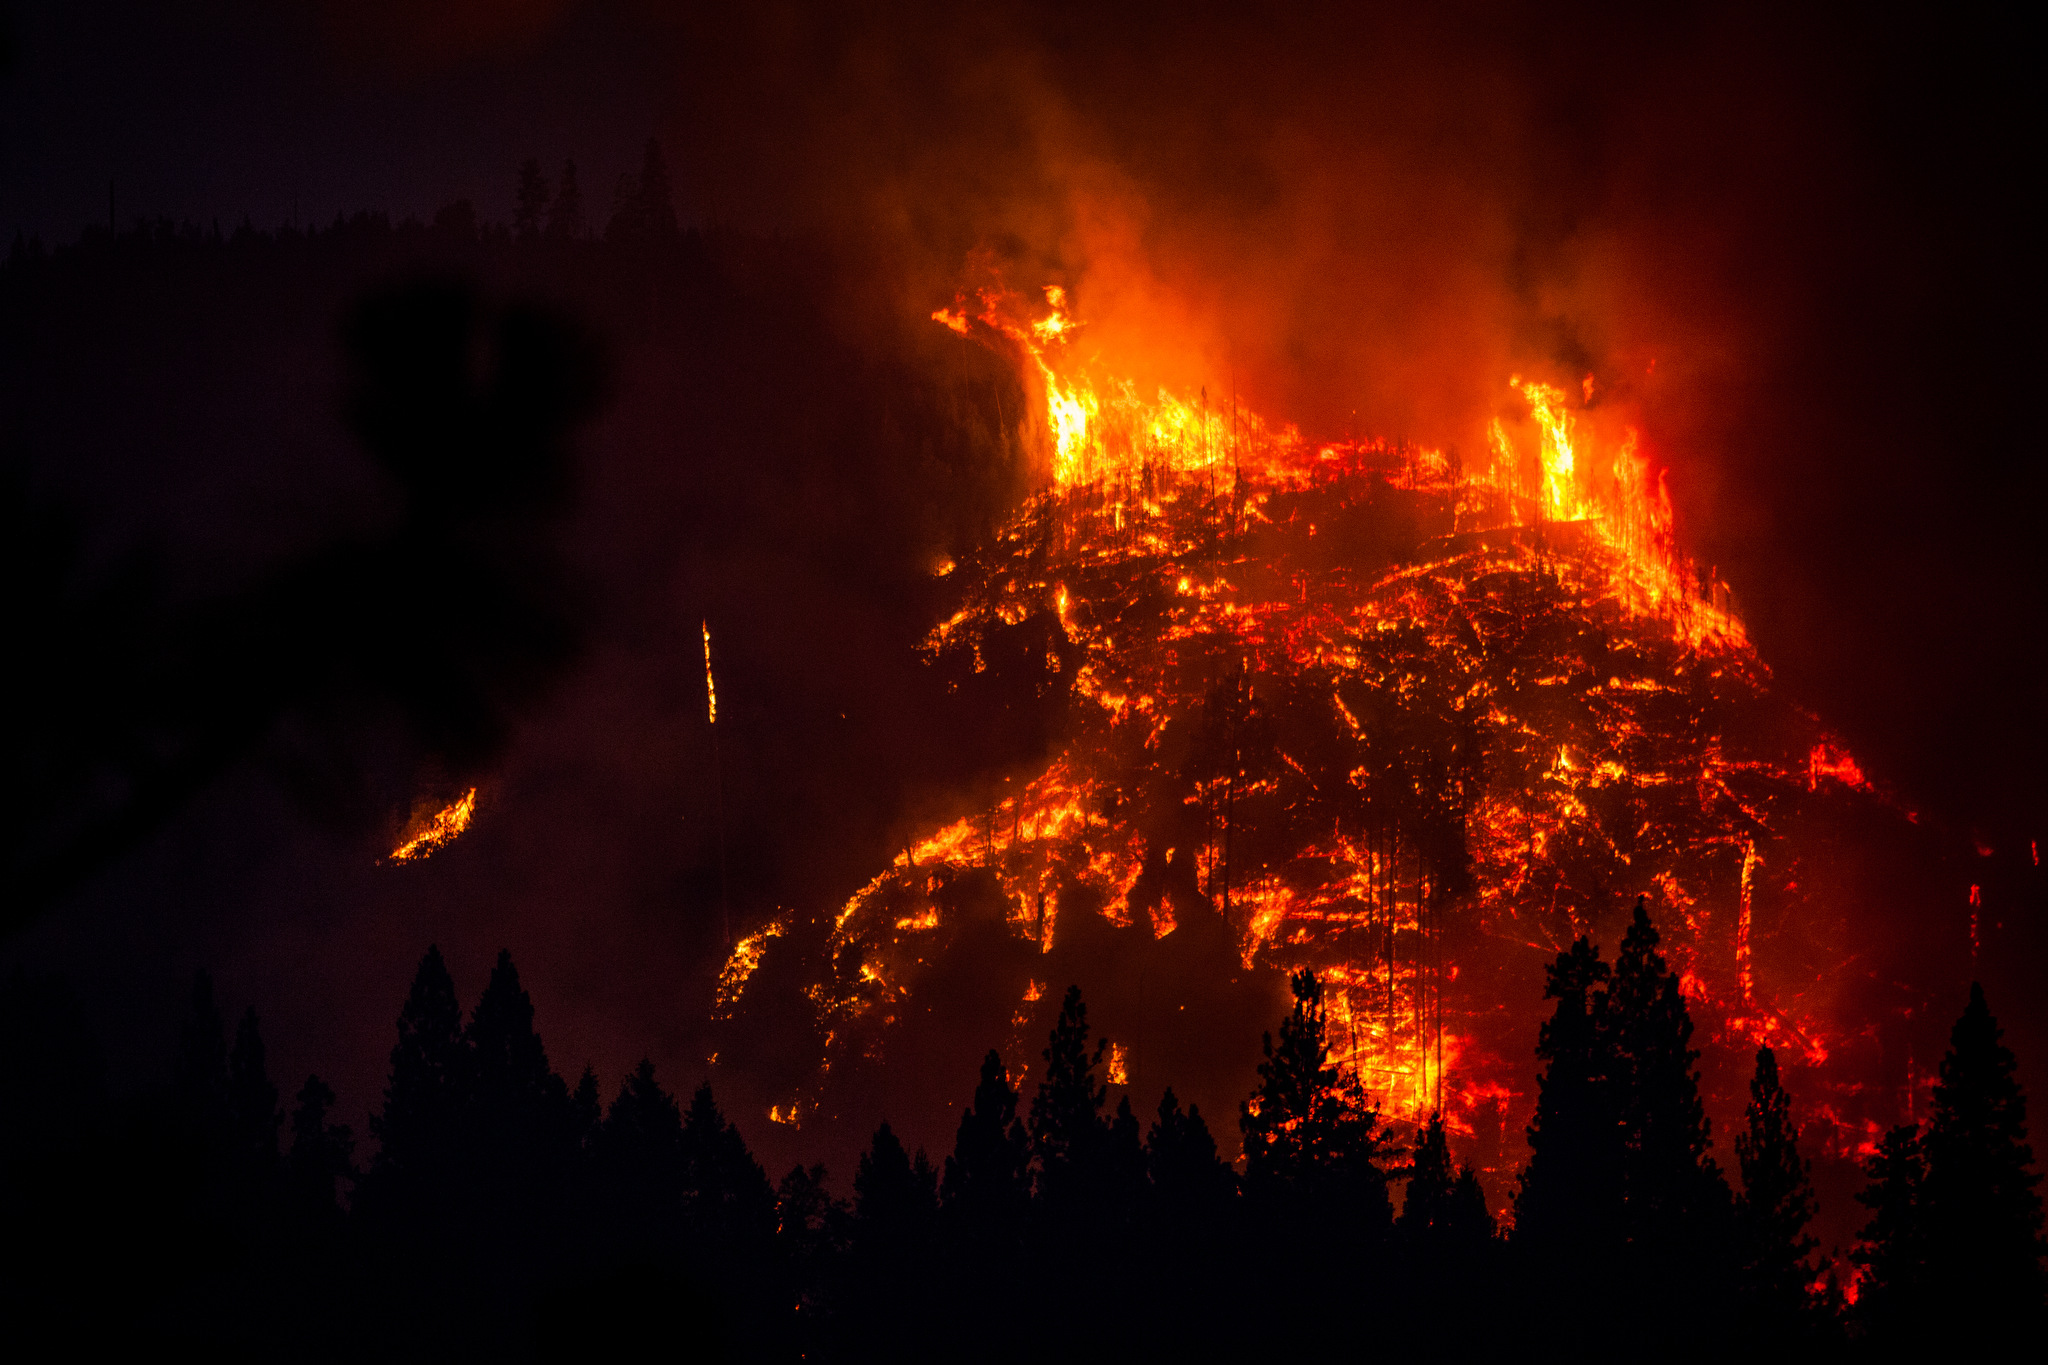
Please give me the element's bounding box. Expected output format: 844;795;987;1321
387;788;477;864
703;619;719;725
730;277;1939;1190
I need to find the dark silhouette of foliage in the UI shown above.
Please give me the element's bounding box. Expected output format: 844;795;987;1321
1241;969;1393;1227
1607;898;1730;1260
1734;1046;1822;1331
941;1048;1030;1239
514;158;550;240
1852;1123;1929;1334
1920;983;2046;1332
1144;1086;1235;1211
364;945;469;1211
1401;1110;1492;1250
1516;933;1605;1252
287;1074;354;1217
679;1082;776;1251
853;1121;937;1258
1028;984;1110;1206
547;159;584;239
173;969;229;1142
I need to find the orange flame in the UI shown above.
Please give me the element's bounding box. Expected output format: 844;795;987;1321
388;788;477;864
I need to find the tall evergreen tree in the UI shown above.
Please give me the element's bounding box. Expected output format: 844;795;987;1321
466;950;571;1174
1734;1046;1821;1328
853;1121;937;1259
594;1059;687;1249
226;1007;281;1180
1920;983;2046;1329
1607;898;1729;1256
513;158;550;240
1852;1123;1928;1333
172;969;228;1141
636;138;678;238
679;1083;775;1247
546;159;584;239
1029;985;1109;1206
1239;970;1392;1228
1144;1087;1235;1212
366;946;469;1202
287;1074;354;1218
941;1049;1030;1241
1514;936;1621;1256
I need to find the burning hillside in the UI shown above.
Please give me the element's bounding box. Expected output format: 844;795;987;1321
721;278;1959;1196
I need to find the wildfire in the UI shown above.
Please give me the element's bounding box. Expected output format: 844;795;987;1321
725;273;1926;1184
387;788;478;864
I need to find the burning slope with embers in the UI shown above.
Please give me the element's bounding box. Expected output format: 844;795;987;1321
726;280;1941;1185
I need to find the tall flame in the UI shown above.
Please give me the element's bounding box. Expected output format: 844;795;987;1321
703;620;718;725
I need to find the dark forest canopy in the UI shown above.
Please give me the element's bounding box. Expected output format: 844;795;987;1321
1;907;2040;1358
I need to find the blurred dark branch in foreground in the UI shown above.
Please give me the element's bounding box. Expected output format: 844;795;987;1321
2;281;604;925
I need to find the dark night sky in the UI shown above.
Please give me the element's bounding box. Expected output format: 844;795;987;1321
3;1;2043;1170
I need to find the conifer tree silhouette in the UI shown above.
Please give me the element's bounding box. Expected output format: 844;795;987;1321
467;952;571;1161
1400;1111;1459;1241
1734;1046;1822;1331
227;1007;281;1183
941;1049;1030;1241
570;1064;602;1152
1608;898;1729;1260
637;138;679;239
594;1059;688;1252
173;969;229;1142
854;1121;937;1257
1144;1087;1235;1212
1920;983;2046;1332
1240;969;1392;1228
547;159;584;240
514;158;550;241
679;1083;775;1248
1029;985;1110;1207
1852;1123;1928;1335
287;1074;354;1218
1514;936;1621;1259
365;946;469;1212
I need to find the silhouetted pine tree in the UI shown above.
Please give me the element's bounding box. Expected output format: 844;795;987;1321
287;1074;354;1218
854;1122;937;1260
513;159;550;241
594;1059;688;1254
941;1049;1030;1244
570;1063;602;1152
637;138;679;239
1399;1111;1459;1241
1144;1087;1235;1213
548;159;584;240
1920;983;2046;1333
1734;1046;1822;1333
364;946;469;1215
225;1007;281;1218
466;950;572;1182
1515;935;1622;1276
1240;969;1393;1230
172;969;229;1143
1029;985;1110;1207
1447;1166;1495;1243
1608;898;1730;1265
679;1083;775;1250
1852;1123;1928;1335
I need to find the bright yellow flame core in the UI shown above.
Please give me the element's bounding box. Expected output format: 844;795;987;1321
388;788;477;863
702;620;718;725
743;282;1890;1169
